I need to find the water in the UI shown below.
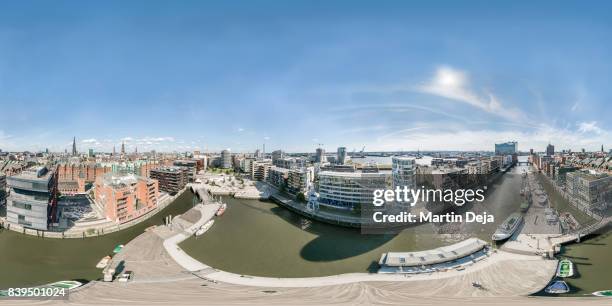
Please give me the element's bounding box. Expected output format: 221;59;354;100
560;230;612;295
179;165;529;277
0;191;197;289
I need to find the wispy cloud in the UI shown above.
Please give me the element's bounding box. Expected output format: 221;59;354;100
417;66;524;121
577;121;603;134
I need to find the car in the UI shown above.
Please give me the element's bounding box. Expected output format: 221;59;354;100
117;271;133;283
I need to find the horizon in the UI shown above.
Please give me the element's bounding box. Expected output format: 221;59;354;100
1;1;611;153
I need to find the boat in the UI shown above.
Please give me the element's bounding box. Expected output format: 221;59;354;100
492;213;523;241
520;201;530;213
545;280;570;294
216;203;227;216
96;255;112;269
0;280;83;296
556;259;574;277
112;244;124;254
592;290;612;297
195;220;215;236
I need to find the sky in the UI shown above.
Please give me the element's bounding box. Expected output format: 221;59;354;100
0;0;610;153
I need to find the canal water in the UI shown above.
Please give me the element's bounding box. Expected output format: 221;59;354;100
179;164;529;277
0;191;197;289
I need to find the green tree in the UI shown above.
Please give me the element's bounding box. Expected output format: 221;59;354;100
296;192;306;203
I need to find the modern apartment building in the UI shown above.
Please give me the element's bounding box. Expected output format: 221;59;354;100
337;147;347;165
251;160;272;181
6;166;58;230
391;156;416;190
566;170;611;212
95;173;159;224
221;149;232;169
287;167;314;194
267;166;289;188
149;166;187;194
315;147;325;163
173;160;197;182
318;170;390;210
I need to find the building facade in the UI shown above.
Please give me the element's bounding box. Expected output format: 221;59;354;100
0;173;6;205
337;147;347;165
95;173;159;224
267;166;289;188
6;166;58;230
495;142;517;156
287;167;314;194
391;156;416;190
566;170;611;212
318;171;390;210
173;160;197;182
149;167;187;194
220;150;232;169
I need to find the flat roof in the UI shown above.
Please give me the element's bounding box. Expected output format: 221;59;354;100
380;238;487;267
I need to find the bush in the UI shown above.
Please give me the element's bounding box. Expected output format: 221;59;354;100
296;192;306;203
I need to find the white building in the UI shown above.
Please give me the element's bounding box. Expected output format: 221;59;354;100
318;170;390;210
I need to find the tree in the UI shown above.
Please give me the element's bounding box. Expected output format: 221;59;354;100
296;192;306;203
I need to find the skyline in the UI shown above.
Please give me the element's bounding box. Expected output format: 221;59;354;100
1;1;611;153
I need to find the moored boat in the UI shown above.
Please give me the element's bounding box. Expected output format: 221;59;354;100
492;213;523;241
216;203;227;216
545;280;570;294
195;220;215;236
112;244;124;254
556;259;574;278
592;290;612;297
520;201;530;213
96;255;112;269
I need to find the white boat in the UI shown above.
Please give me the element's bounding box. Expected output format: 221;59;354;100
195;220;215;236
556;259;574;278
492;213;523;241
216;203;227;216
96;255;112;269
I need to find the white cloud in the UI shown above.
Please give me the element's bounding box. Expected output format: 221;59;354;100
82;138;97;144
237;128;245;132
263;136;270;140
375;123;610;152
417;66;524;121
577;121;603;134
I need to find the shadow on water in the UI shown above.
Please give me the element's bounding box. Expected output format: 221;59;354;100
265;206;396;261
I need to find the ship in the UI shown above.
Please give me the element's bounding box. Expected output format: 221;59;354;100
195;220;215;236
216;203;227;216
556;259;574;278
492;213;523;241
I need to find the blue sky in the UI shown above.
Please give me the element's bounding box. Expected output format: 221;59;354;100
0;1;610;153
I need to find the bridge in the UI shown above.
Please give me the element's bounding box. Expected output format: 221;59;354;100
551;215;611;245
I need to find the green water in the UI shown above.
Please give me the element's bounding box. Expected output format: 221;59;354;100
0;191;197;289
179;166;528;277
559;230;612;296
